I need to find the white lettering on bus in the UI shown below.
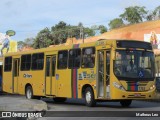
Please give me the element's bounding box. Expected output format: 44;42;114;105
23;74;32;78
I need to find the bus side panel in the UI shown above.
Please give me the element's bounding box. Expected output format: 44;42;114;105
56;69;71;98
31;71;45;96
3;72;13;93
18;71;45;96
77;68;97;99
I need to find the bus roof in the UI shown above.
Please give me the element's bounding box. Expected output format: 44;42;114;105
3;39;150;57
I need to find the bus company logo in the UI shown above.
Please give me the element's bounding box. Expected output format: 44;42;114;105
78;71;96;80
23;74;32;78
96;41;106;46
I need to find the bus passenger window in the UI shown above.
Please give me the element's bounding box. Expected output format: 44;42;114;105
82;47;95;68
68;49;81;69
4;57;12;71
58;50;68;69
31;53;44;70
21;54;31;71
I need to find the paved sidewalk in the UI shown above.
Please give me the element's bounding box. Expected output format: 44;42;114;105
0;94;48;111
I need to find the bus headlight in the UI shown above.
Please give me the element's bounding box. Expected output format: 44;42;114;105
113;82;125;91
150;85;155;90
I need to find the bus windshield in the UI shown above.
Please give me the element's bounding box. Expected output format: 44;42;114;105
114;50;155;79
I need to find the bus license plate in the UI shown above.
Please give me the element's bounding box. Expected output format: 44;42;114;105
134;93;141;97
138;86;145;91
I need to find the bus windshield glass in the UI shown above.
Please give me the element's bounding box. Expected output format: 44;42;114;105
114;50;155;79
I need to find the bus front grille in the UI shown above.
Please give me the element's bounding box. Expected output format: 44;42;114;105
127;94;146;98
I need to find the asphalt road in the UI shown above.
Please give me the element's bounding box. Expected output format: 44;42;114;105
0;94;160;120
39;98;160;120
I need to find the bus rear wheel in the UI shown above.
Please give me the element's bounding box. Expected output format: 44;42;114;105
120;100;132;107
25;86;34;99
53;97;67;103
85;87;96;107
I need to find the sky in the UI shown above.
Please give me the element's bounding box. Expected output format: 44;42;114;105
0;0;160;41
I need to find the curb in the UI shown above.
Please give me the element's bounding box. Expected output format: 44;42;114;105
0;95;48;111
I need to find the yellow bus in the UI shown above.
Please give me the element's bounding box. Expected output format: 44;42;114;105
2;39;156;107
0;57;3;91
155;54;160;91
155;53;160;76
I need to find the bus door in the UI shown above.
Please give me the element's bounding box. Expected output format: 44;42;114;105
97;50;110;98
13;58;19;93
45;55;56;96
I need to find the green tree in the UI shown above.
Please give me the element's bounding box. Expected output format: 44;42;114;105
18;38;35;50
153;6;160;20
120;6;148;24
146;11;154;21
51;21;95;44
17;41;26;50
84;27;95;38
31;21;96;49
90;25;99;35
24;37;35;47
51;21;68;44
146;6;160;21
33;28;52;49
108;18;124;29
69;25;82;39
98;25;107;34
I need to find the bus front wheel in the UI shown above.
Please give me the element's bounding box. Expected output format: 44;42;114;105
85;87;96;107
120;100;132;107
25;86;34;99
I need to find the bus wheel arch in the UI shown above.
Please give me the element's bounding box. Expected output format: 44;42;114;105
25;84;34;99
82;84;96;107
82;84;92;98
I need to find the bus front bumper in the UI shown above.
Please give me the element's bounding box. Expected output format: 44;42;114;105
110;88;156;100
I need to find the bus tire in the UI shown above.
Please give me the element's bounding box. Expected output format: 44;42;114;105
25;86;34;99
85;87;96;107
120;100;132;107
53;97;67;103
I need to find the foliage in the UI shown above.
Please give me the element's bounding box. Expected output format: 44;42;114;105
120;6;148;24
90;25;107;35
98;25;107;34
31;21;96;48
51;21;68;44
153;6;160;19
18;37;34;49
33;28;52;49
147;6;160;21
24;37;35;47
108;18;124;29
17;41;26;50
